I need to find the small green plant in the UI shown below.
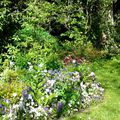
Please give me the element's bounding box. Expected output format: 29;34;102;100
45;53;63;70
0;68;18;83
15;53;28;69
0;81;24;104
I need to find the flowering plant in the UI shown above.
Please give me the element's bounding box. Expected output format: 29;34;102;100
0;59;104;120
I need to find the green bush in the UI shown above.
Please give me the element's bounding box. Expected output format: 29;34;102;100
45;53;63;70
15;53;28;69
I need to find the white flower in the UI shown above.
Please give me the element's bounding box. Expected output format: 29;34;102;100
31;102;34;106
13;93;17;97
89;72;95;77
54;89;57;93
27;62;31;65
29;106;37;113
49;108;53;113
41;96;44;100
82;91;88;97
36;112;42;117
80;81;86;90
74;109;78;111
29;65;33;71
45;89;51;94
8;112;13;119
8;106;13;118
10;61;14;67
99;87;104;92
72;59;76;64
44;116;47;120
20;97;23;101
26;103;30;106
89;92;93;96
5;99;10;104
12;104;19;109
67;110;71;114
28;94;32;100
77;102;80;105
30;114;34;118
44;69;47;73
38;63;44;67
68;103;72;107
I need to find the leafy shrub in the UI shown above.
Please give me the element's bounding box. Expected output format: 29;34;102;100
15;53;28;69
12;23;58;50
0;22;61;70
0;81;23;103
45;53;63;70
0;80;24;116
0;68;17;83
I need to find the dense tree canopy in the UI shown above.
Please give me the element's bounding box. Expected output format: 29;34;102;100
0;0;119;53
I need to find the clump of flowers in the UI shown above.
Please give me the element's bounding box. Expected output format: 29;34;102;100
63;55;84;66
0;104;6;115
81;81;104;107
2;88;47;120
0;65;104;120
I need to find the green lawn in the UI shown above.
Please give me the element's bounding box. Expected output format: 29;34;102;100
63;56;120;120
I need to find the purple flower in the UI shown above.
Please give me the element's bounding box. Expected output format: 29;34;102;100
0;104;2;108
57;102;64;112
44;107;49;111
68;72;73;75
48;70;55;75
4;99;10;104
0;105;6;114
22;90;28;98
2;106;6;114
53;103;57;108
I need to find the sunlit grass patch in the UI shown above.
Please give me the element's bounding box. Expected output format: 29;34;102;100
63;56;120;120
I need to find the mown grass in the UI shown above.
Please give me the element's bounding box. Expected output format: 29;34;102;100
63;55;120;120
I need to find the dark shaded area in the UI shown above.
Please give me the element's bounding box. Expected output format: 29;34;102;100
0;0;119;53
0;0;28;53
49;20;72;41
10;0;28;11
88;0;102;49
0;22;21;53
113;0;120;43
113;0;120;14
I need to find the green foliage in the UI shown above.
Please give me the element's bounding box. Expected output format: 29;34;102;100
15;53;28;69
0;0;24;52
0;0;11;30
1;22;61;70
23;0;88;44
0;80;23;104
0;68;17;82
0;0;119;55
45;53;63;70
0;0;119;119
